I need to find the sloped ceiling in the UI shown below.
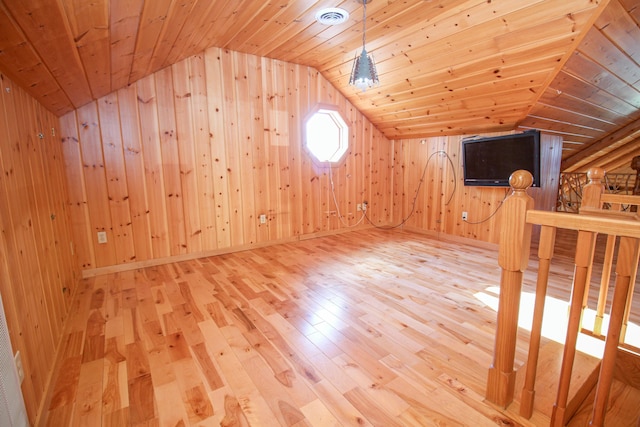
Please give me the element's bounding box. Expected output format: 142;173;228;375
0;0;638;174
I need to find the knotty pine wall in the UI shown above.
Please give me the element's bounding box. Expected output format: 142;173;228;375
0;73;79;422
393;133;562;244
0;44;561;424
60;48;393;273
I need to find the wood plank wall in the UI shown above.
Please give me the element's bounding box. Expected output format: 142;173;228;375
0;45;562;423
0;73;79;422
60;48;394;273
393;133;563;244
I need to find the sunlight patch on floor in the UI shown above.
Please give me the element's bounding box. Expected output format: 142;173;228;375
473;286;640;359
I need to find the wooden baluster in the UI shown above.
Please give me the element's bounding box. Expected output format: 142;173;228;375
579;168;606;328
621;156;639;342
550;229;597;427
594;235;616;336
520;225;556;418
486;170;534;408
619;244;639;343
579;236;598;331
631;155;639;211
589;236;640;426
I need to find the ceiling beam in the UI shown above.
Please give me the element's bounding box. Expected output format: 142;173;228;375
561;118;640;171
590;137;640;172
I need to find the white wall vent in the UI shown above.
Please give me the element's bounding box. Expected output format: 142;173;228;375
315;8;350;25
0;291;28;427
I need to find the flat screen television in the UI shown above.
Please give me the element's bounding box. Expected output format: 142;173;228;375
462;130;541;187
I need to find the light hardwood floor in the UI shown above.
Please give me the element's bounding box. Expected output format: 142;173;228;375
38;228;639;426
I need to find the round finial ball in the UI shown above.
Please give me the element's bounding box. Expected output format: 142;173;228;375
509;170;533;190
586;167;605;182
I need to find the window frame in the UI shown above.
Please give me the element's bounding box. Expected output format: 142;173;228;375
302;104;350;165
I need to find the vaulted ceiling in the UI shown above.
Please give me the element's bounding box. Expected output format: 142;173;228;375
0;0;638;174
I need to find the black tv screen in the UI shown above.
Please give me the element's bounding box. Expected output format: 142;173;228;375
462;130;541;187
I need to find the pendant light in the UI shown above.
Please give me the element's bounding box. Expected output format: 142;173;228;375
349;0;379;91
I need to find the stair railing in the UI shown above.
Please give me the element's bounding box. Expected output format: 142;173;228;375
485;169;640;427
578;168;639;344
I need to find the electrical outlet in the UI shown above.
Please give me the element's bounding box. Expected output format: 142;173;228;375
357;203;362;211
362;201;368;211
97;231;107;244
15;351;24;384
462;211;468;221
259;214;267;224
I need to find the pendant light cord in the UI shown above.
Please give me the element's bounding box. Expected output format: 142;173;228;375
362;1;367;48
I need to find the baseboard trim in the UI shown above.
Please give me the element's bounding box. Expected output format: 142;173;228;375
81;225;376;278
401;225;499;252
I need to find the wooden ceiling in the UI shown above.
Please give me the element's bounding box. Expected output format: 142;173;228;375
0;0;638;174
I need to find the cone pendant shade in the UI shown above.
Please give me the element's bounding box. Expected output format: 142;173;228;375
349;47;379;91
349;0;379;91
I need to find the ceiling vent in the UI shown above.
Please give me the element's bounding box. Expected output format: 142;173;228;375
315;8;350;25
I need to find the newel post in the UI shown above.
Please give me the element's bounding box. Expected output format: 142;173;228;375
581;167;606;209
486;170;535;407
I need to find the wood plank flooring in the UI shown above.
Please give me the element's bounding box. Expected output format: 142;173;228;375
38;228;640;426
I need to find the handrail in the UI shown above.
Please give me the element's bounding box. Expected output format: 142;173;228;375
600;193;640;205
525;210;640;237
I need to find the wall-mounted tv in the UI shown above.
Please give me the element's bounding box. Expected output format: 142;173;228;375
462;130;541;187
